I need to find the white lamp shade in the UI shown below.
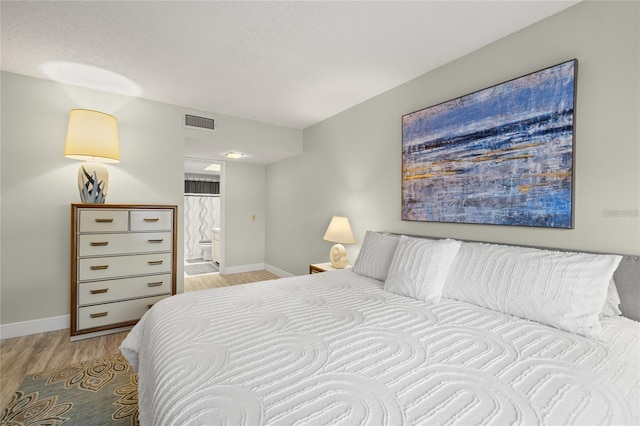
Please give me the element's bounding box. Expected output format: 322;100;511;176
323;216;355;244
64;109;120;163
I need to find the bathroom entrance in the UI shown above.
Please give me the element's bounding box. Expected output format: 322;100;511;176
184;164;222;277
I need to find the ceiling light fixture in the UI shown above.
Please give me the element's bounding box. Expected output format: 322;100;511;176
225;152;245;159
204;163;221;172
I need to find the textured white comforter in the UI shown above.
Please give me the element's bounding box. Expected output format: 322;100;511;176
121;270;639;426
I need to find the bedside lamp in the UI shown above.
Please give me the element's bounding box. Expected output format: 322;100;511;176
64;109;120;203
322;215;355;269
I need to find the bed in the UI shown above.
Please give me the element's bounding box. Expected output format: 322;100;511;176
121;233;640;425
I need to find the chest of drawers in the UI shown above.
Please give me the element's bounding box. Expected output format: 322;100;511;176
70;204;177;339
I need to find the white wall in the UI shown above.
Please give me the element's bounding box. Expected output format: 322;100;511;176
265;1;640;275
2;0;637;331
0;73;184;327
0;72;302;328
223;162;267;269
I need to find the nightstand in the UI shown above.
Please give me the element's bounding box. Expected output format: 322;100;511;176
309;262;352;274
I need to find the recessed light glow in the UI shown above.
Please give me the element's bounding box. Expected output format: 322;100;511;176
225;152;245;159
204;163;221;172
40;61;142;97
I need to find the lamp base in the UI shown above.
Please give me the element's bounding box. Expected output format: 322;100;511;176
329;243;349;269
78;162;109;203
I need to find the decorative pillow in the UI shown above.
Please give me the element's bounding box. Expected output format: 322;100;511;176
352;231;400;281
384;236;461;304
601;278;622;317
443;242;622;337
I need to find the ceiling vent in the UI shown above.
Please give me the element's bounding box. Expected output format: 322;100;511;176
183;113;215;131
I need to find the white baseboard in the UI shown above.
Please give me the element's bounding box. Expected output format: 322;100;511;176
1;315;69;340
224;262;294;277
265;263;294;278
222;262;267;274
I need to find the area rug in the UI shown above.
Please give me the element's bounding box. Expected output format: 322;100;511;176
1;353;138;426
184;262;218;276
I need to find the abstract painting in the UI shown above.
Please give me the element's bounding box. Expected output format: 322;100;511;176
402;60;576;228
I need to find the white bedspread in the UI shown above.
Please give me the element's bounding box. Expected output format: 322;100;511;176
120;270;640;426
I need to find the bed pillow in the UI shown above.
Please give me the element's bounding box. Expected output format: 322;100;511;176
352;231;400;281
601;279;622;317
443;242;622;337
384;236;461;304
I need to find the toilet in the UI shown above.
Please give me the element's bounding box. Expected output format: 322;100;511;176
198;239;212;261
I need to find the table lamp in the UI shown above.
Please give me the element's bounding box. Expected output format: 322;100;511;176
322;215;355;269
64;109;120;203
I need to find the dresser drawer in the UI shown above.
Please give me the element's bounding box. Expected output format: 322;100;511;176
77;274;172;305
79;210;129;233
130;210;173;232
78;232;172;256
77;294;169;330
78;253;172;281
71;204;177;339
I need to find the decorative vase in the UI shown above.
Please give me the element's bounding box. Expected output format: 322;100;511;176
78;162;109;203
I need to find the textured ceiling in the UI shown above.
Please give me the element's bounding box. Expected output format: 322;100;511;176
2;1;579;131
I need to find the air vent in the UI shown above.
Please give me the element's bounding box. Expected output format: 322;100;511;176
184;114;215;131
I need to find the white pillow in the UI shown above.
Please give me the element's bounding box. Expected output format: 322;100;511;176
443;242;622;337
601;278;622;317
352;231;400;281
384;236;461;304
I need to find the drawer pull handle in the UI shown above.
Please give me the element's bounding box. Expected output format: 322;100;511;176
90;311;108;318
147;304;155;309
148;260;163;265
147;282;163;287
90;241;109;247
90;265;109;270
147;239;164;244
144;218;160;222
90;288;109;294
95;218;114;223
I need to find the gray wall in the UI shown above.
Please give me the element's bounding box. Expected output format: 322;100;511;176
265;1;640;275
223;162;267;268
0;72;301;326
2;0;638;329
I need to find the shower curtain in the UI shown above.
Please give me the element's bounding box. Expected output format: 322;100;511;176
184;194;221;260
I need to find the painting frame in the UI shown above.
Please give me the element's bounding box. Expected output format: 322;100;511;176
401;59;577;229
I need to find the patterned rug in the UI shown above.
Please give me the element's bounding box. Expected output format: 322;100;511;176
1;354;138;426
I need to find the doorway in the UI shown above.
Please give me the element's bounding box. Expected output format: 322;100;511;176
183;157;224;277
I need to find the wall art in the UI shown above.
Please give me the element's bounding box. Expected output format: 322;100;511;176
402;60;576;228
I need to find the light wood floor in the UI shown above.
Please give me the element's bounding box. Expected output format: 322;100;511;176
184;269;278;292
0;270;279;410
